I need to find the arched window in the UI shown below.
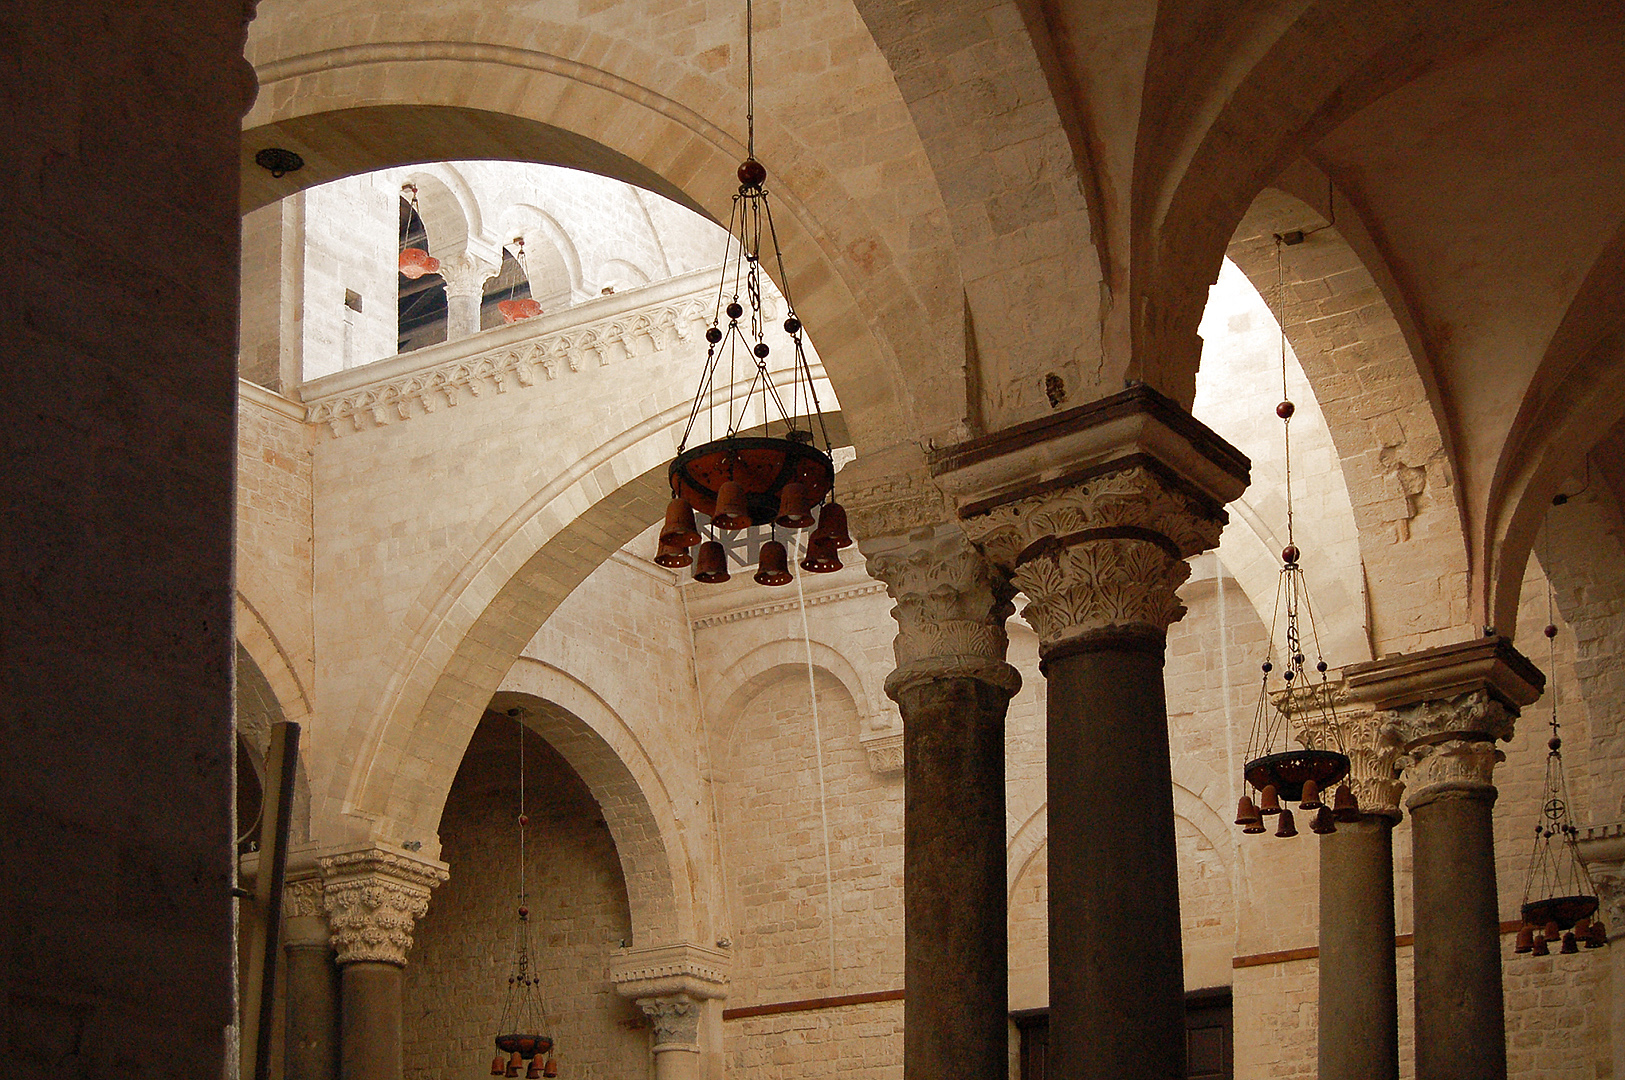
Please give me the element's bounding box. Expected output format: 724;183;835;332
398;194;448;352
480;247;535;330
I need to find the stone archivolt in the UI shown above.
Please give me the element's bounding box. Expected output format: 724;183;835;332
959;464;1224;647
318;847;449;966
864;527;1020;698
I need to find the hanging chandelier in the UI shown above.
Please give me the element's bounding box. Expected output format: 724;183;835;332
498;238;544;324
654;0;850;585
398;184;442;280
1514;501;1607;956
490;711;558;1079
1235;237;1358;840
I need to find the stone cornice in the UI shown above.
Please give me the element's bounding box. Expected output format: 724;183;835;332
1343;635;1544;716
928;385;1250;521
609;943;730;1002
686;581;887;629
238;378;307;421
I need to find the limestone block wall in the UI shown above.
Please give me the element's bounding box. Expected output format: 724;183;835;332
403;714;648;1080
302;174;399;377
236;385;316;707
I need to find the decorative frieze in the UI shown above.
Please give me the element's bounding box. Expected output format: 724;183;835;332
317;846;449;966
862;525;1020;698
305;291;714;435
687;581;886;630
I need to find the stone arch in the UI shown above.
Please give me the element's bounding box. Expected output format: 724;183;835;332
1226;177;1474;654
235;595;315;844
500;204;583;310
337;398;850;846
239;26;952;444
1485;220;1625;635
490;658;696;946
598;257;651;293
399;166;477;262
704;637;885;753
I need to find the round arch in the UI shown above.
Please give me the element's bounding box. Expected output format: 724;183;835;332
491;658;698;946
239;32;955;446
336;396;850;847
704;637;885;753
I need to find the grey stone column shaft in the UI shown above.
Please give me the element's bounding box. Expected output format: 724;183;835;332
1318;816;1399;1080
1045;638;1184;1080
1410;783;1505;1080
340;962;405;1080
896;676;1012;1080
285;942;341;1080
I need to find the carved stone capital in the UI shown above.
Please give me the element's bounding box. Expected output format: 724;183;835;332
437;252;500;298
1383;687;1518;751
317;845;449;966
1296;696;1407;820
636;995;701;1049
956;464;1224;648
860;729;904;775
1402;738;1504;808
862;524;1020;698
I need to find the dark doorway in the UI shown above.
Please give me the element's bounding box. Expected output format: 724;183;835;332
1013;987;1233;1080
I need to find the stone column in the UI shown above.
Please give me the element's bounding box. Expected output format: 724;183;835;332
284;874;340;1080
1577;824;1625;1080
931;387;1249;1080
859;519;1021;1080
1301;704;1406;1080
319;846;449;1080
1346;638;1544;1080
610;944;730;1080
438;254;499;340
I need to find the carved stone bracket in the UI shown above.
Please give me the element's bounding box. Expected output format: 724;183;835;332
860;729;904;775
610;943;729;1051
862;524;1021;699
957;464;1224;649
318;845;449;966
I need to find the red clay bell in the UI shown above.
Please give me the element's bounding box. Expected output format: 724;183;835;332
526;1059;543;1079
801;535;843;573
661;497;702;548
1274;807;1298;838
655;540;693;568
492;1054;508;1076
1561;931;1580;954
1586;920;1608;948
754;540;794;586
1258;784;1281;816
1332;782;1361;822
775;482;815;529
1235;794;1261;827
1310;806;1337;835
543;1057;559;1078
811;500;852;548
1299;779;1321;810
711;480;752;529
1532;932;1551;956
506;1051;523;1077
1514;925;1535;953
693;540;730;584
